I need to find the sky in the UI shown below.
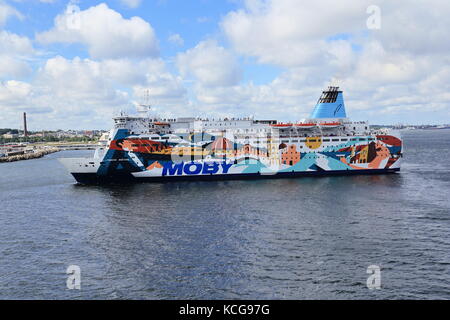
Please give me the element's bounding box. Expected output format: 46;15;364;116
0;0;449;130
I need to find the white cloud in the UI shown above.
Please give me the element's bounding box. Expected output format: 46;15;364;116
0;1;23;26
0;30;34;56
3;0;450;128
0;31;34;79
221;0;450;70
185;70;322;121
197;16;210;23
374;1;450;55
37;56;126;103
36;3;159;59
0;80;32;107
0;55;188;129
213;0;450;123
0;55;31;78
168;33;184;46
177;40;241;87
120;0;142;9
222;0;370;67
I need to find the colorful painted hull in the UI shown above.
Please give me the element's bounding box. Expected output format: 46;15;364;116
59;128;402;185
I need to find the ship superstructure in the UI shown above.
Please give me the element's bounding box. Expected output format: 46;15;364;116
59;87;402;184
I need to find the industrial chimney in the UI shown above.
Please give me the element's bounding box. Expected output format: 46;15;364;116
23;112;28;137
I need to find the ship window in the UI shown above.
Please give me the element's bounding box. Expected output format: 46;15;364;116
323;139;330;142
351;138;357;141
341;138;348;141
359;138;365;141
332;139;339;141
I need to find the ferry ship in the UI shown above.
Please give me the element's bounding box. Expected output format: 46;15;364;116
59;87;403;184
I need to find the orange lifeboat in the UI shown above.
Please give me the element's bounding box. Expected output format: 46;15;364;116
295;123;316;129
271;123;293;128
318;122;341;128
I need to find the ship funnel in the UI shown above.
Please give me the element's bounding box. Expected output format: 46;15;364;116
310;86;347;119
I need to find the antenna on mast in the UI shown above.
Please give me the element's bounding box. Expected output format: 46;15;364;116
137;89;152;116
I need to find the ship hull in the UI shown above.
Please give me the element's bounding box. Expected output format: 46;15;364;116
61;130;403;185
71;168;400;185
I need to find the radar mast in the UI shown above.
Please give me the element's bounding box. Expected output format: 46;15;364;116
137;89;152;117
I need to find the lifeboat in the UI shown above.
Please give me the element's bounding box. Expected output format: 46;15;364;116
318;122;341;128
294;123;316;129
271;123;293;128
154;121;169;126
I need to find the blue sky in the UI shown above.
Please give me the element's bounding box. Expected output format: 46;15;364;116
4;0;239;68
0;0;449;130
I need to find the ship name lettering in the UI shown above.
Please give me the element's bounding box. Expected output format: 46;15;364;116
162;161;233;176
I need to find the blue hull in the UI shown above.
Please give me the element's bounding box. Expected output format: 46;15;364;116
72;168;400;185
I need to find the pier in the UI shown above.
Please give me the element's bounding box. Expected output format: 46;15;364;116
0;143;97;163
54;144;97;151
0;148;59;163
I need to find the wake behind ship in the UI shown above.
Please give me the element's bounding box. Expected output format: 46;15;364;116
59;87;403;184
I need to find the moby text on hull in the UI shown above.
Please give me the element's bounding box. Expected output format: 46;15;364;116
59;87;403;184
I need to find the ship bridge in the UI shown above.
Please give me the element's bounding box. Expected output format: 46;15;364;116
310;86;347;119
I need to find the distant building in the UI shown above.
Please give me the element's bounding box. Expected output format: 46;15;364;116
3;133;19;139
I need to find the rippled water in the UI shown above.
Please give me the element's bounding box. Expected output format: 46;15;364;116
0;130;449;299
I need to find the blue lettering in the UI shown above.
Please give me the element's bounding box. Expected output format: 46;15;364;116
162;161;234;176
162;162;184;176
184;162;202;175
202;162;219;174
221;162;233;174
